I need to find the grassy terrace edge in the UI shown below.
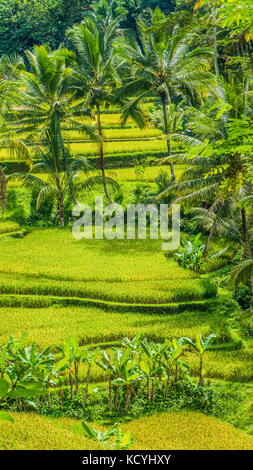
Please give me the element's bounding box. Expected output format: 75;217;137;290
0;293;219;312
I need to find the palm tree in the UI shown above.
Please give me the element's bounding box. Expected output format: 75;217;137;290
194;0;220;76
228;259;253;305
67;3;125;203
7;45;104;226
116;7;214;180
0;54;31;172
157;72;253;257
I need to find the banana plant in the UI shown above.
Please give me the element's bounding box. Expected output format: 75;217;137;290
76;421;134;450
0;333;50;410
82;348;99;405
122;335;141;357
96;350;114;409
57;337;82;397
111;349;140;411
121;335;142;370
161;339;186;399
0;346;7;378
181;334;216;385
174;233;205;271
140;339;166;404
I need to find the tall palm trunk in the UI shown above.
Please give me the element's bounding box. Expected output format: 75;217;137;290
211;5;219;77
96;104;113;204
57;196;65;228
56;179;64;227
161;95;176;181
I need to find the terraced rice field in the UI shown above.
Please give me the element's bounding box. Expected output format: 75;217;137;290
1;411;252;450
0;229;216;304
1;103;252;451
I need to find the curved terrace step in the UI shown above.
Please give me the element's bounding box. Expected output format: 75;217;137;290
0;293;219;313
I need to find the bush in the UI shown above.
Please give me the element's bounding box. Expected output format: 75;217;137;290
6;187;32;224
234;285;252;310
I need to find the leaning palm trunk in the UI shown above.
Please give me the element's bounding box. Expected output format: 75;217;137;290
96;104;113;204
161;95;176;181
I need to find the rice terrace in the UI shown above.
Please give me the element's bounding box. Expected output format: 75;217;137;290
0;0;253;458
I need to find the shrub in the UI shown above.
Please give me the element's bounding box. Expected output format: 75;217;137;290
6;188;32;224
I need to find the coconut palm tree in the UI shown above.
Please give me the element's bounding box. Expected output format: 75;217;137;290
115;7;215;180
7;45;115;226
228;259;253;305
67;4;125;203
156;72;253;257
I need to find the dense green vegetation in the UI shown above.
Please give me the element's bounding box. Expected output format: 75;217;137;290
0;0;253;451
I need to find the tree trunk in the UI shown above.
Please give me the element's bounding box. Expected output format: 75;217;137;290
199;356;203;386
56;186;65;227
108;376;112;410
115;385;120;411
151;379;155;402
69;370;74;399
74;362;79;395
211;5;219;76
161;95;176;181
241;208;251;259
204;215;218;259
164;369;170;399
124;385;131;411
96;104;113;204
59;388;63;411
59;202;64;228
175;363;178;382
84;369;91;405
147;377;151;405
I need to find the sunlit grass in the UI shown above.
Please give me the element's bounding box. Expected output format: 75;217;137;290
0;305;220;350
0;413;102;450
107;165;187;182
0;220;20;234
122;411;253;450
63;127;162;141
0;229;215;303
69;139;167;156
